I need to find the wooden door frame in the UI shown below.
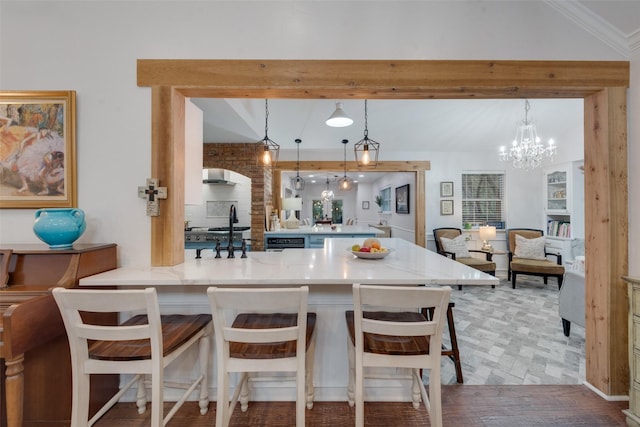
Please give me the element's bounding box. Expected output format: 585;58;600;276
137;59;629;396
273;160;429;247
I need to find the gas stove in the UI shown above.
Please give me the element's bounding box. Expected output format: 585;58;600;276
185;226;250;245
185;226;251;258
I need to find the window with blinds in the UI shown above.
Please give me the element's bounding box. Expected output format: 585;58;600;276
461;173;505;229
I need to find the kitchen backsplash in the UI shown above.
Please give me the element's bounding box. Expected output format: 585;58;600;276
185;171;251;228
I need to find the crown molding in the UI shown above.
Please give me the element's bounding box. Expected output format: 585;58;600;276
629;29;640;54
544;0;631;58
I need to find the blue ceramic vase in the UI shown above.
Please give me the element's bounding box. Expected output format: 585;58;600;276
33;208;86;249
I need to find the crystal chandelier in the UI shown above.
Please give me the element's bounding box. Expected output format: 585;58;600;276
499;100;556;170
338;139;354;191
354;99;380;167
291;138;305;192
256;99;279;167
320;176;334;202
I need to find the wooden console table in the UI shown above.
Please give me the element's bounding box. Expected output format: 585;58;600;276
0;243;119;427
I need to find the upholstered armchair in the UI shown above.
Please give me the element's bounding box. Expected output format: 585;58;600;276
506;228;564;289
559;270;585;336
433;228;496;290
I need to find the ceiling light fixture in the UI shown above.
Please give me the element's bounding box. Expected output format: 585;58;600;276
292;138;305;192
320;176;334;202
256;99;279;167
354;99;380;167
499;99;556;170
338;139;354;191
325;101;353;127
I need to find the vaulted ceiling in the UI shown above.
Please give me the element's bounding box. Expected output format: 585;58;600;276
192;1;638;156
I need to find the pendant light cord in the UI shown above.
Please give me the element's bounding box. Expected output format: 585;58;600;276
364;99;369;139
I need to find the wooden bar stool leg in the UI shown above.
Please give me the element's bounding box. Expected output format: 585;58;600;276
422;302;463;383
446;303;463;383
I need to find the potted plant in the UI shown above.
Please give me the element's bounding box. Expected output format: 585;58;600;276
374;195;383;212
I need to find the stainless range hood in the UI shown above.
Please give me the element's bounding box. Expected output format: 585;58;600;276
202;169;236;185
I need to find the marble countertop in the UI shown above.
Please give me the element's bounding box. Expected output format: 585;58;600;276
80;238;498;287
264;225;384;235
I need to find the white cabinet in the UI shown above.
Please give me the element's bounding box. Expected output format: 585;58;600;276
543;161;584;264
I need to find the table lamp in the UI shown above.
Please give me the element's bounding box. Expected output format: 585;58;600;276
282;198;302;229
478;225;496;252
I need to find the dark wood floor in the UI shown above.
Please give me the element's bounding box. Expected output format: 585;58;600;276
94;385;629;426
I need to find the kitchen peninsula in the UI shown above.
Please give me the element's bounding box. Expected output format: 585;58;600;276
264;224;383;249
80;238;498;402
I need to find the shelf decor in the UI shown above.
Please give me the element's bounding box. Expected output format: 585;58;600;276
0;90;77;208
440;181;453;197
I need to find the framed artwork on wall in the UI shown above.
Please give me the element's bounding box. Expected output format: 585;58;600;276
0;90;77;208
440;181;453;198
440;200;454;215
395;184;410;214
362;201;369;210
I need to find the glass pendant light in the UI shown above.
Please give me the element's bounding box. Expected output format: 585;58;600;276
256;99;279;167
338;139;354;191
354;99;380;167
320;176;334;202
292;138;305;192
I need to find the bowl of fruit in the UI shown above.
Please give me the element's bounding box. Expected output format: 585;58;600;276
349;238;392;259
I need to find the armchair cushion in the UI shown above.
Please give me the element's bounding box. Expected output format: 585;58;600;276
456;256;496;273
514;234;547;260
440;234;471;258
510;257;564;275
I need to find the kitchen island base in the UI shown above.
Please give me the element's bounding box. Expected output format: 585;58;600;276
79;238;498;403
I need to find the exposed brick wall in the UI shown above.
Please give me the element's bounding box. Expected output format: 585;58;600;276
203;143;271;251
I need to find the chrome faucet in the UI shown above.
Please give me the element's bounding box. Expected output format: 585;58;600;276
228;204;239;258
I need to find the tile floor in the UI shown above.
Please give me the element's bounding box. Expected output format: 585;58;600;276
438;274;585;385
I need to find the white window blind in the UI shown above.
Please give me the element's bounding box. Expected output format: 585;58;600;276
461;173;505;229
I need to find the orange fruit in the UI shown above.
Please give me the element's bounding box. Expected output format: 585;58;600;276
371;242;381;249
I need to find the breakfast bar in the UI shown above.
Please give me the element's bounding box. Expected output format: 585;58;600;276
79;238;498;402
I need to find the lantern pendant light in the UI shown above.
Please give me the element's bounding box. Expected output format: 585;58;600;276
256;99;279;167
354;99;380;167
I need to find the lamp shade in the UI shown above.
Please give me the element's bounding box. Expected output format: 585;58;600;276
478;225;497;242
325;102;353;127
282;197;302;211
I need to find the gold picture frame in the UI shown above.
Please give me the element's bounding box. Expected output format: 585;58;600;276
0;91;77;208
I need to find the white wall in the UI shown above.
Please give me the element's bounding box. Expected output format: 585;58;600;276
0;1;633;268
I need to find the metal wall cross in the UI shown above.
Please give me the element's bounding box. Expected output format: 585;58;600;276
137;178;167;216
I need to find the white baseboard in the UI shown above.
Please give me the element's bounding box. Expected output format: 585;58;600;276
583;380;629;401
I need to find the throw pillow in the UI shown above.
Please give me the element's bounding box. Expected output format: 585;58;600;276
514;234;547;260
440;234;471;258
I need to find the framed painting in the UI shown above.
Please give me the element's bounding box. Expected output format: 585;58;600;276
362;201;369;210
441;200;454;215
0;91;77;208
395;184;410;214
440;181;453;197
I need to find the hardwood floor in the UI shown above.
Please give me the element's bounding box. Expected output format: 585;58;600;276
95;385;628;426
